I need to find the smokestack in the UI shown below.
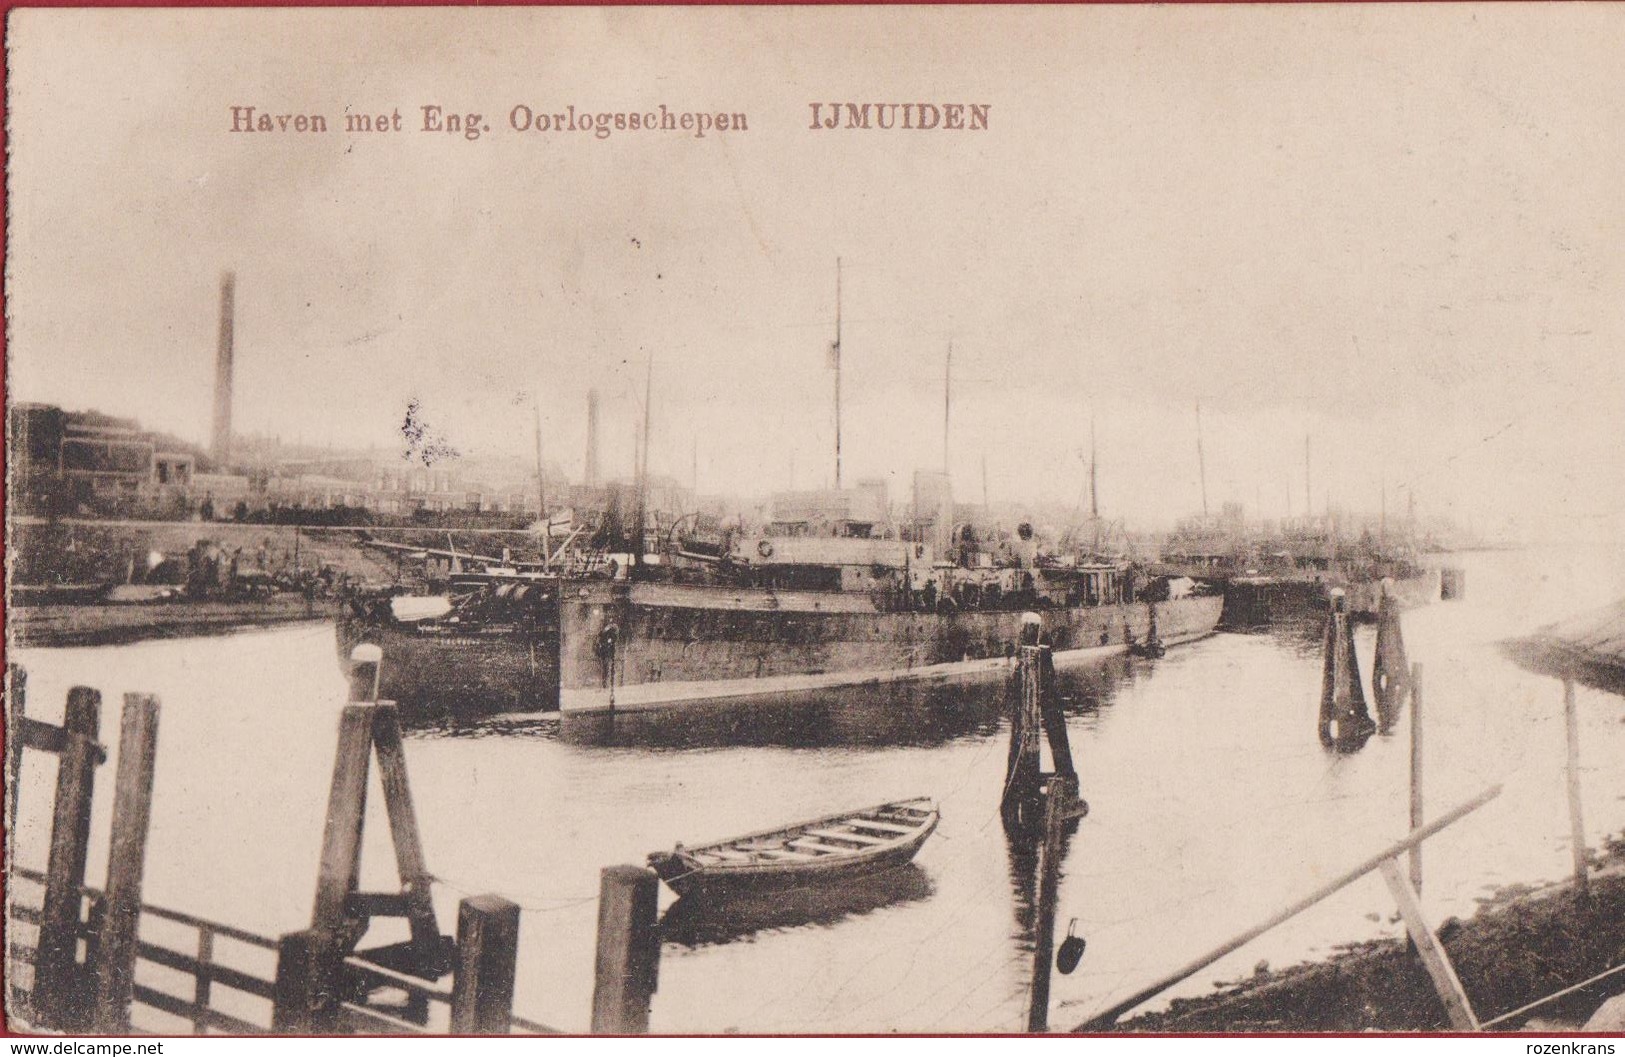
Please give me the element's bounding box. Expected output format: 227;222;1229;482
584;388;601;489
211;272;235;464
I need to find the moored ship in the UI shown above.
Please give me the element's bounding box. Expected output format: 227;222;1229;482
336;522;1224;719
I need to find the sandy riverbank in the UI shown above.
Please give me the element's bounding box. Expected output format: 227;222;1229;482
1094;835;1625;1033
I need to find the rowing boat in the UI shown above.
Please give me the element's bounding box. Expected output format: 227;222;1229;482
647;797;939;897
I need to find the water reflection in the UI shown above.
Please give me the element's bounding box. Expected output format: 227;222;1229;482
1002;809;1081;954
660;864;935;948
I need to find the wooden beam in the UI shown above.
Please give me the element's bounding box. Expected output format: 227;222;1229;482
271;928;339;1033
6;665;25;864
449;895;521;1034
1563;680;1590;900
370;704;441;950
92;694;162;1032
590;865;660;1034
1379;858;1479;1030
37;687;102;1030
1408;663;1424;892
312;706;375;939
1028;775;1077;1033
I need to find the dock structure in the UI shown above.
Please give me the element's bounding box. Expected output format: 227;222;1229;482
4;650;663;1036
1319;589;1376;748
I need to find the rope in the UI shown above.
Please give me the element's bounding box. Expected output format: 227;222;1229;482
425;873;597;914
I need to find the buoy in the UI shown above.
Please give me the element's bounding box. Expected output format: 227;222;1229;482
1057;919;1086;974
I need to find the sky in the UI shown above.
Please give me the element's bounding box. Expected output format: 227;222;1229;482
6;5;1623;540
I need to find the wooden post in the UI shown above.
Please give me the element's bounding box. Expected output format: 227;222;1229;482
371;704;442;952
6;664;25;855
449;895;521;1034
91;694;162;1032
1372;583;1410;731
1408;663;1424;892
1319;591;1374;746
193;927;216;1035
1036;646;1076;779
312;706;375;939
347;643;383;704
1563;679;1589;900
1379;858;1479;1030
271;928;340;1033
1027;775;1077;1033
1002;645;1045;827
590;865;660;1034
37;687;102;1029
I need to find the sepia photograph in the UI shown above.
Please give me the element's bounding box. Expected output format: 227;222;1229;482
4;3;1623;1039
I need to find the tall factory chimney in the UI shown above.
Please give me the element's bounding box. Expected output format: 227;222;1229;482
211;272;236;464
584;388;601;489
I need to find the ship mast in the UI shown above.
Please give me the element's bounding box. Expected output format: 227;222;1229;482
1304;434;1312;520
534;400;549;570
943;341;952;474
1196;402;1209;518
833;257;843;490
1090;417;1100;556
633;358;653;579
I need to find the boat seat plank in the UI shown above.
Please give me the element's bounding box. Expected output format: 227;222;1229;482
787;839;856;856
757;850;816;861
849;819;919;835
806;828;890;845
699;849;756;862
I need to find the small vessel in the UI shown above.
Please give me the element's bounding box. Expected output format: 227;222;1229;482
647;797;939;897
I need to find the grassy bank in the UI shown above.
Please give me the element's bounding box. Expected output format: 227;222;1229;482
1098;839;1625;1033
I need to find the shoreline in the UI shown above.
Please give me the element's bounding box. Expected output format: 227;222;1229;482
1091;838;1625;1033
7;597;335;649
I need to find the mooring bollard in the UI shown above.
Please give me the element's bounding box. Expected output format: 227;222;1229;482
450;895;522;1034
590;865;660;1034
271;928;340;1033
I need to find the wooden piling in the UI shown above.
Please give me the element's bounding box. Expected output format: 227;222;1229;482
1563;679;1589;900
91;694;162;1032
1372;583;1410;730
1379;858;1479;1030
371;704;442;951
271;928;340;1033
1002;644;1046;827
347;643;384;703
449;895;521;1034
1408;663;1424;892
312;706;375;940
1319;591;1374;747
37;687;102;1029
590;865;660;1034
7;664;25;857
1027;775;1078;1033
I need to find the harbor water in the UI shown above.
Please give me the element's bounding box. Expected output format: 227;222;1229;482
9;547;1625;1032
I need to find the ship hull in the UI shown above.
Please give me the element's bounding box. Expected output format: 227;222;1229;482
338;583;1224;720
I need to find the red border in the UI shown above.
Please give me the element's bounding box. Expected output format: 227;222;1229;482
0;0;1617;1043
